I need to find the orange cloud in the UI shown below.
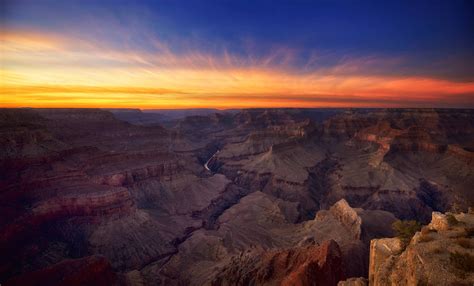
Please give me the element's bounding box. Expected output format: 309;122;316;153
2;29;474;109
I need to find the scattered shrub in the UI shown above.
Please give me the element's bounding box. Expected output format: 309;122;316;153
450;251;474;278
392;220;422;246
446;214;459;225
449;202;463;213
456;237;472;249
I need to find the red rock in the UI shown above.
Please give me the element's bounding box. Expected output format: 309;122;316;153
213;240;345;286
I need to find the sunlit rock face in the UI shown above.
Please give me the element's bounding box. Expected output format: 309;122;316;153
212;240;345;286
368;211;474;286
1;108;473;285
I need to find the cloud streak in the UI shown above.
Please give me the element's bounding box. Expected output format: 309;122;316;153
2;29;474;109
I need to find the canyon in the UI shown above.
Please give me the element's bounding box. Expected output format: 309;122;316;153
0;108;473;285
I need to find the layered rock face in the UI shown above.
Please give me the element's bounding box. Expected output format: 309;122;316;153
138;196;393;285
1;108;473;285
327;199;362;240
0;108;207;281
340;210;474;286
368;211;474;286
212;240;345;286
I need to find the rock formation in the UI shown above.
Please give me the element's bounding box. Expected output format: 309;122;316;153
368;211;474;285
0;108;473;285
213;240;345;286
328;199;363;240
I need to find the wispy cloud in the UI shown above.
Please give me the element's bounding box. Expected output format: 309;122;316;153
2;28;474;108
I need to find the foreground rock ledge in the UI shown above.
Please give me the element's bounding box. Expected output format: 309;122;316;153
345;210;474;286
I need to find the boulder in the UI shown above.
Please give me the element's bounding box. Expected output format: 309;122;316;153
428;212;450;231
330;199;362;240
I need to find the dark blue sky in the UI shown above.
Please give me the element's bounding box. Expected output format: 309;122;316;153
3;0;473;80
2;0;474;109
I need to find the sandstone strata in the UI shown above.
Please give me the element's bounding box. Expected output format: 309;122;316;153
368;211;474;285
213;240;345;286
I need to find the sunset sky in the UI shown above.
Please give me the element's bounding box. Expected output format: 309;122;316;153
1;0;473;108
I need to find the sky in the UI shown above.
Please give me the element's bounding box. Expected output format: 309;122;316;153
1;0;474;109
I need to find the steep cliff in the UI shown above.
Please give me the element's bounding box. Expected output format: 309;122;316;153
367;211;474;285
212;240;345;286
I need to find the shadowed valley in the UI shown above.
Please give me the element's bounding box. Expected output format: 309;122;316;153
1;108;473;285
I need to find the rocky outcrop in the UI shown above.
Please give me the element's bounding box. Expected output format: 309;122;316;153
329;199;362;240
368;237;403;285
368;211;474;285
428;211;450;231
212;240;345;286
314;199;396;278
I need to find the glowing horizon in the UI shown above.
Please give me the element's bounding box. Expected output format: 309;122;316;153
2;1;473;109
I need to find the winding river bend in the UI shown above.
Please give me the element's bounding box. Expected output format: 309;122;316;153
204;149;219;171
